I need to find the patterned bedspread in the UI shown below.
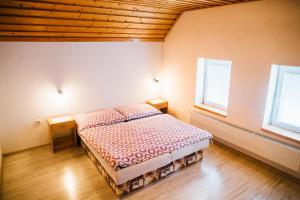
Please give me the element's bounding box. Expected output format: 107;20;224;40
79;114;212;170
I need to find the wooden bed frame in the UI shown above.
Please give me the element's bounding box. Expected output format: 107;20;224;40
80;139;204;197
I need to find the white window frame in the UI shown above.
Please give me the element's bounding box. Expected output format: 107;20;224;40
195;58;232;115
270;66;300;133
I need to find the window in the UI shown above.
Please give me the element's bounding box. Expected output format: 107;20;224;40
263;65;300;134
195;58;232;115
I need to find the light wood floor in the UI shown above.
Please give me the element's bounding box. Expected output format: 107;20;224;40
2;143;300;200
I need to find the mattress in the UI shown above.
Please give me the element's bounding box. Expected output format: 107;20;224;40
78;114;212;184
80;134;209;184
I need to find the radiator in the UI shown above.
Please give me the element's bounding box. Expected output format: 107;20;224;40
190;111;300;174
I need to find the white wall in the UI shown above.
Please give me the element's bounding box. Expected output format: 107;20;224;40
162;0;300;137
0;42;163;154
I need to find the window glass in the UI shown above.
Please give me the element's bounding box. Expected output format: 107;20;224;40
204;60;231;109
271;66;300;132
195;58;232;111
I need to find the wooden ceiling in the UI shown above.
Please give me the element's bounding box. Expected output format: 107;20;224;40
0;0;257;42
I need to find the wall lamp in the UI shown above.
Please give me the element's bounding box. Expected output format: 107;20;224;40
153;78;159;83
57;89;64;95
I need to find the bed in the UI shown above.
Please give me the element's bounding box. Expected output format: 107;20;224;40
74;104;212;196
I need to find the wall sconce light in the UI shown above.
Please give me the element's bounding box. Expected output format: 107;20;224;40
57;89;64;95
153;78;159;84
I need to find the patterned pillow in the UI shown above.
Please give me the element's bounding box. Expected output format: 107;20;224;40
74;109;126;131
114;103;162;121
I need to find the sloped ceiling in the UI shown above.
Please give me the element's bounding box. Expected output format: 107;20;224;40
0;0;258;42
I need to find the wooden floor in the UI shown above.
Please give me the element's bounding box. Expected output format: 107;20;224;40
2;143;300;200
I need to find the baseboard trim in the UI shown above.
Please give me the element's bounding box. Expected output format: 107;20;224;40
213;137;300;182
3;143;50;156
0;145;3;197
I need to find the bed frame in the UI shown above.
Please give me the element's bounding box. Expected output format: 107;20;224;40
80;140;204;197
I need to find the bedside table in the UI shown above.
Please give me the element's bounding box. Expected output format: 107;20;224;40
48;115;77;153
146;98;168;113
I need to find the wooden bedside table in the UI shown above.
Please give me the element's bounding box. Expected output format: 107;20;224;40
146;98;168;113
48;115;77;153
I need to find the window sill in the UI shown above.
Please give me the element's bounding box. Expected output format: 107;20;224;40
261;125;300;145
194;104;227;117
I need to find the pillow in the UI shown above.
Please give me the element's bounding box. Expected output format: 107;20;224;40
114;103;162;121
74;108;126;131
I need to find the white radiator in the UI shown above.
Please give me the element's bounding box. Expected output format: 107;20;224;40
190;111;300;174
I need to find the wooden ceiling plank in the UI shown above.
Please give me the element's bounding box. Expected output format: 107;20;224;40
0;36;164;42
102;0;248;11
102;0;223;9
125;0;213;10
191;0;229;5
106;2;209;10
0;0;178;20
0;24;169;34
0;16;172;29
0;31;166;38
106;0;203;7
92;0;248;13
161;4;209;10
0;8;176;25
214;0;241;3
179;0;242;10
192;0;228;3
166;0;234;10
0;0;259;42
177;0;222;6
116;0;236;5
20;0;180;14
